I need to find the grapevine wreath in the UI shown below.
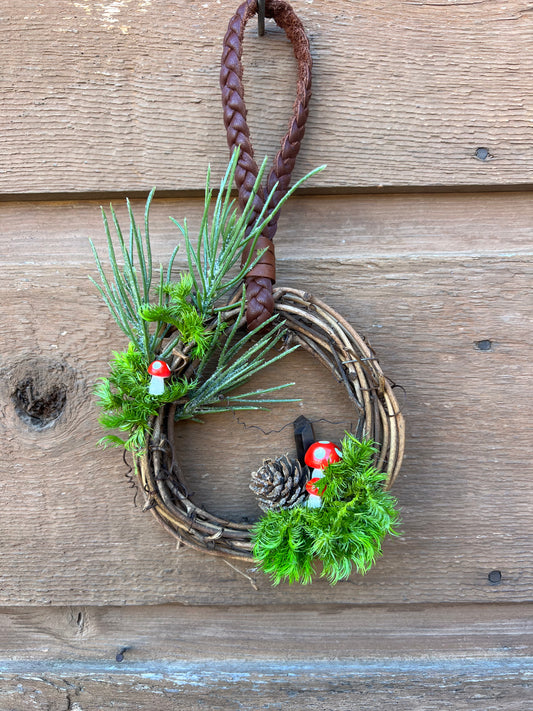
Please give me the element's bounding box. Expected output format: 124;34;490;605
92;0;405;585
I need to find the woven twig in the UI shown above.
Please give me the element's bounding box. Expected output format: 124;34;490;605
137;288;405;561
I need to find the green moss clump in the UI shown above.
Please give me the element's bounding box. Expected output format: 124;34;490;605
251;435;400;585
95;343;194;452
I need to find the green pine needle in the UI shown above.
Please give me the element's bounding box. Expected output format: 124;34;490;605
91;151;325;454
252;434;400;585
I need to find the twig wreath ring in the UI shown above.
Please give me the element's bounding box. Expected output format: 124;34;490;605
92;0;405;585
139;287;404;559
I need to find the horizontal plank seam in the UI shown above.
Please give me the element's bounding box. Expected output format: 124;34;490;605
4;183;533;203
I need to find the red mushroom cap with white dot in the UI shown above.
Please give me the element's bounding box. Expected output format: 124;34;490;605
148;360;171;378
304;441;342;470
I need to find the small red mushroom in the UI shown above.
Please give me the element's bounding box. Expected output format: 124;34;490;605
147;360;171;395
305;476;327;497
304;441;342;508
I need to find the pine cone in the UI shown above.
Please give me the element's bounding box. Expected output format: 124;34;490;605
250;455;309;512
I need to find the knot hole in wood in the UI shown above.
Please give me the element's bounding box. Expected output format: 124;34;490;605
10;356;73;430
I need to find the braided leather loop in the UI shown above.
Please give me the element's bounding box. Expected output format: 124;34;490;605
220;0;312;330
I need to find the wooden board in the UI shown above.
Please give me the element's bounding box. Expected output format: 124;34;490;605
3;2;533;703
1;603;531;661
2;190;533;266
1;659;530;710
3;0;533;195
0;603;531;709
1;192;531;605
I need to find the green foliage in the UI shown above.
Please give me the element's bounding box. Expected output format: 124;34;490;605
138;273;211;358
89;188;162;362
91;151;325;454
90;190;209;364
95;344;194;452
170;151;326;319
177;297;299;420
252;434;400;585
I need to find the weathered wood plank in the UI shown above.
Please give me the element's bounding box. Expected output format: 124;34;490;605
0;658;530;710
2;603;529;708
2;191;533;268
0;603;531;661
2;0;533;194
0;247;531;604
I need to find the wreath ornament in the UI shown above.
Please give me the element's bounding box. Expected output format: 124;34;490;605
92;0;405;585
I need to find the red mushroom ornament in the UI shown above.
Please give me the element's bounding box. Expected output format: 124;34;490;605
147;360;171;395
304;441;342;508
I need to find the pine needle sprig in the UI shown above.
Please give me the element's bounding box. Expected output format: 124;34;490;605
176;308;300;420
252;434;400;585
90;187;167;363
91;151;325;454
91;150;325;362
170;150;325;318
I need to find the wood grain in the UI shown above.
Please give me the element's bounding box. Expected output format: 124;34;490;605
0;659;530;710
2;0;533;194
1;602;530;709
1;603;531;661
3;1;533;699
0;246;531;604
2;190;533;268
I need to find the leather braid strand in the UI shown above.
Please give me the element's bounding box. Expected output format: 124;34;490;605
220;0;312;330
